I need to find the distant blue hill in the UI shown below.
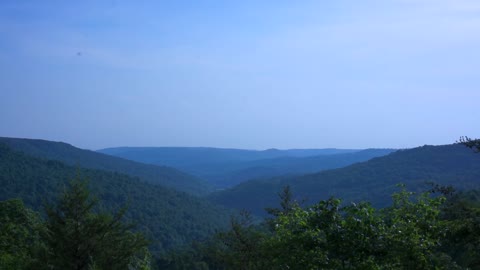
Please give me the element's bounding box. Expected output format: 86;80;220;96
99;146;360;165
98;147;394;188
208;144;480;216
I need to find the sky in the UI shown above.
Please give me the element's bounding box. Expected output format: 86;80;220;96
1;0;479;150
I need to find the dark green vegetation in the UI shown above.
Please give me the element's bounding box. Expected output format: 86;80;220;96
163;186;480;269
99;146;393;188
1;179;151;270
0;137;210;195
0;199;45;269
3;136;480;269
209;144;480;216
0;143;231;256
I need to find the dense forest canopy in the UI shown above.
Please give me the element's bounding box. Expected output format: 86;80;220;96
0;137;211;195
0;143;231;256
209;144;480;216
1;179;151;270
159;183;480;269
1;137;480;269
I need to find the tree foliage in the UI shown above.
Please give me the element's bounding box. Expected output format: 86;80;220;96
167;185;480;269
0;199;46;270
0;178;152;270
43;178;151;270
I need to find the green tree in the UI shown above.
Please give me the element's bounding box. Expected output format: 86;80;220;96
265;185;299;231
0;199;46;270
43;178;151;270
166;184;480;269
440;190;480;268
213;211;266;270
384;186;447;269
260;187;450;269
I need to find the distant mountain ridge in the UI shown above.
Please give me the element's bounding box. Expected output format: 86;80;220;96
0;137;211;195
208;144;480;216
99;146;360;165
98;147;393;188
215;148;396;187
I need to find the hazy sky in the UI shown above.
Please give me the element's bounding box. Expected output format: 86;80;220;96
1;0;479;150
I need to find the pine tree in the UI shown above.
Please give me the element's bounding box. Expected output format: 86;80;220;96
43;178;151;270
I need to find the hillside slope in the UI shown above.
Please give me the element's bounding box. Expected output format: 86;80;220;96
99;147;393;188
99;147;359;166
215;148;396;187
0;137;211;195
0;143;230;255
209;144;480;216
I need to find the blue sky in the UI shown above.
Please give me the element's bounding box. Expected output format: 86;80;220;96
1;0;479;150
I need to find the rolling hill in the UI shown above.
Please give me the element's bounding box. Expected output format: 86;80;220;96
208;144;480;216
0;137;211;195
99;147;360;166
0;143;231;255
98;146;393;188
211;148;396;187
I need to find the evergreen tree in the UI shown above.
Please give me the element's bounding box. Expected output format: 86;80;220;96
43;178;151;270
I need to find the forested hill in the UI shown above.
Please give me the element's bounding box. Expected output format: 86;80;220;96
209;144;480;216
99;146;393;188
99;147;360;165
0;137;211;195
213;148;396;187
0;143;231;255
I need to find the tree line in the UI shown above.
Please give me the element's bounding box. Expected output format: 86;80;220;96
161;184;480;269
